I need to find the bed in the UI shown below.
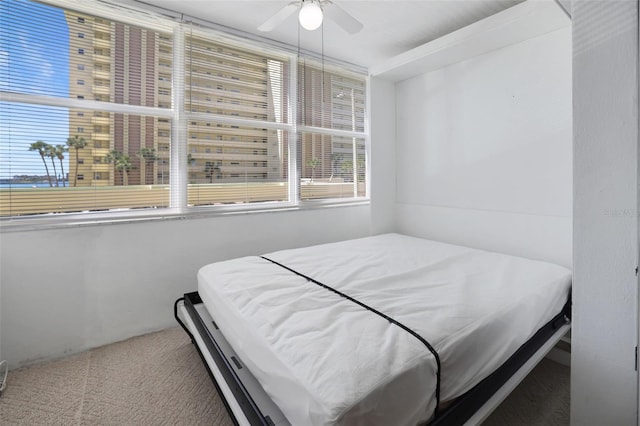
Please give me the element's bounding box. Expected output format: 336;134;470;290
175;233;571;425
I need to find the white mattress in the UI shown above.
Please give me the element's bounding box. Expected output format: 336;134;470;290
197;233;571;426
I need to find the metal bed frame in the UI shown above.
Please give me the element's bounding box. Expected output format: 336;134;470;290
176;291;571;426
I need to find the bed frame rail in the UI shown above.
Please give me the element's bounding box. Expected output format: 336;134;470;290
432;306;570;424
177;292;278;426
176;292;571;426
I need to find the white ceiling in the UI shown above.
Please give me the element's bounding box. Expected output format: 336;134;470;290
136;0;527;68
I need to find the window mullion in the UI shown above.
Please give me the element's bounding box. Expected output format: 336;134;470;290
170;24;187;211
288;54;300;203
351;87;357;197
0;92;174;118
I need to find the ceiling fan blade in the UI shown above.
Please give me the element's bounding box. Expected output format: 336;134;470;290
258;3;299;32
324;2;363;35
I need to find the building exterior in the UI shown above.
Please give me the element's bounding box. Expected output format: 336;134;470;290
65;11;171;186
185;34;288;184
64;12;289;187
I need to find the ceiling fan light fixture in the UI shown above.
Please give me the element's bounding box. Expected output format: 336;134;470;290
299;1;323;31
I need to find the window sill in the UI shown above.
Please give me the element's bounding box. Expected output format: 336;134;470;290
0;198;370;233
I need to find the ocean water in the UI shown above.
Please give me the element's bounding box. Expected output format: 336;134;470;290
0;182;60;188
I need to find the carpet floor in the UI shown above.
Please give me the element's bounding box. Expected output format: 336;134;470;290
0;327;569;425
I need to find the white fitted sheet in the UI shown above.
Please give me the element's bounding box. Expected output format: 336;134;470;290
197;233;571;426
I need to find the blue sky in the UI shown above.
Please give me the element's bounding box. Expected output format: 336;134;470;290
0;0;70;179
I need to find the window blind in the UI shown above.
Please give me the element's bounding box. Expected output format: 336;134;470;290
298;60;366;131
185;31;290;205
0;0;368;221
297;60;367;200
0;0;172;217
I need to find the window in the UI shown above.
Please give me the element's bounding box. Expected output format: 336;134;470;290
185;34;291;203
300;134;366;199
0;0;367;221
297;61;367;199
1;1;173;217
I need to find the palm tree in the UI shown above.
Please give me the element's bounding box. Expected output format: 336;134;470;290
116;155;134;186
104;150;122;184
138;147;159;185
329;153;340;182
307;157;320;182
54;145;68;187
66;135;87;187
341;160;353;182
204;162;220;183
28;141;53;187
105;150;134;186
356;156;366;183
45;145;59;187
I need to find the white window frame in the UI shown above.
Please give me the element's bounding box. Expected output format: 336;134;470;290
0;0;369;231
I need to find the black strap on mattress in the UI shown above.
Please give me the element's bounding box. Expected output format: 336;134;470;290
260;255;442;418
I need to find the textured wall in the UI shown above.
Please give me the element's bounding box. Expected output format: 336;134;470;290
394;26;572;267
1;206;371;367
571;1;639;424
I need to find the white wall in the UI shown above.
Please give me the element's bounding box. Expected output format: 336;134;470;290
369;76;397;235
394;27;572;267
571;1;638;424
0;61;402;373
0;206;372;367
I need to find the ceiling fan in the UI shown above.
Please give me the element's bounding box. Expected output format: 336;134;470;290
258;0;364;34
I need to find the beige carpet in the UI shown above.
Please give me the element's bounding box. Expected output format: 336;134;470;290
483;357;570;425
0;327;569;425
